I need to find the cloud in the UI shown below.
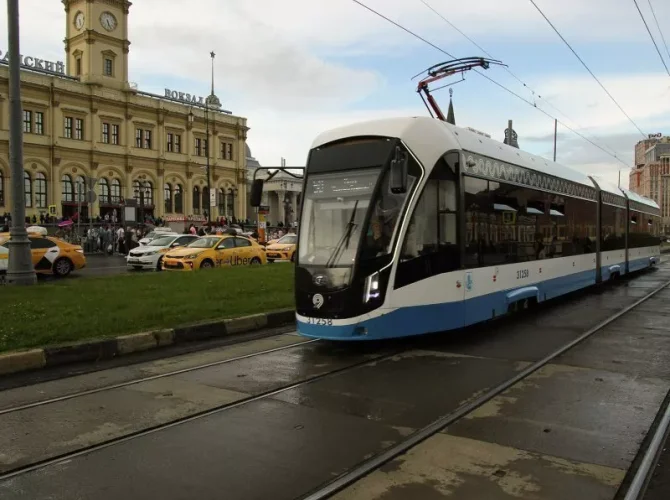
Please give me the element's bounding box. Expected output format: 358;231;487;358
244;106;426;167
2;0;667;192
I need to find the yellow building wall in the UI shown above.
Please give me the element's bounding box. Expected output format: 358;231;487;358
0;66;249;223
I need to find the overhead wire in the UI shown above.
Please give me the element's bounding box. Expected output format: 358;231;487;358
419;0;624;161
634;0;670;76
646;0;670;63
528;0;647;138
351;0;633;168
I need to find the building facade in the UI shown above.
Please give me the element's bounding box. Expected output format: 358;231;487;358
244;152;303;226
630;134;670;232
0;0;249;228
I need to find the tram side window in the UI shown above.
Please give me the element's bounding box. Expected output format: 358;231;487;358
464;177;549;267
601;204;626;251
395;157;458;289
463;177;597;269
629;211;661;248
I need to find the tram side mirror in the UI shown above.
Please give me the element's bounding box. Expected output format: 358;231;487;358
250;179;264;207
389;147;408;194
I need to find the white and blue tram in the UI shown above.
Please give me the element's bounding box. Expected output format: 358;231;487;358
294;117;661;340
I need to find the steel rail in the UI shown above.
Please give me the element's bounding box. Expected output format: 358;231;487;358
301;277;670;499
0;337;317;416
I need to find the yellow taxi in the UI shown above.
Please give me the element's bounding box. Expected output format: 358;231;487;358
265;233;297;263
162;234;267;271
0;232;86;277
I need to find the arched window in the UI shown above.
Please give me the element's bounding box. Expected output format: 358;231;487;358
0;171;4;206
35;172;47;209
111;179;121;204
202;187;209;215
133;180;153;205
61;174;73;202
74;175;86;203
24;171;32;208
99;178;110;204
193;186;200;215
218;188;225;215
164;183;172;213
174;184;183;213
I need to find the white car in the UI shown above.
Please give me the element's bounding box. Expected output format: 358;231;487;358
127;234;199;271
139;228;175;246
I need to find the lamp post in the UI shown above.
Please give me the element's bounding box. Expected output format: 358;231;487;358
204;98;211;226
134;180;151;225
228;187;238;219
6;0;36;285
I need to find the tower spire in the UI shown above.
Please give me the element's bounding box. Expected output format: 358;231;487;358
206;51;222;109
446;88;456;125
210;51;215;96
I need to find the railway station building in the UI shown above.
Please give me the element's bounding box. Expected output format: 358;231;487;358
0;0;249;226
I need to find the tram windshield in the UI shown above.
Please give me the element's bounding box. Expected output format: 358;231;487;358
298;167;415;270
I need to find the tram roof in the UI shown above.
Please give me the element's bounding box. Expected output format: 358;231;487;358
590;175;626;199
311;116;595;188
620;186;660;210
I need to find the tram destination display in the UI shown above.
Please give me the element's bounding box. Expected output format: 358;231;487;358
306;170;380;199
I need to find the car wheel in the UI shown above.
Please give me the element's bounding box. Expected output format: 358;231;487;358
290;253;295;263
200;260;214;269
268;259;275;264
156;257;163;272
250;257;261;266
53;258;73;277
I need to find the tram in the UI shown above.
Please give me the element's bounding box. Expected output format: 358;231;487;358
290;116;661;340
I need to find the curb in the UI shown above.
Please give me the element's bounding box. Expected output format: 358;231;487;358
0;309;296;377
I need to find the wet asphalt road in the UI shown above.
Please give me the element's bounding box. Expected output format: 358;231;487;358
1;267;670;499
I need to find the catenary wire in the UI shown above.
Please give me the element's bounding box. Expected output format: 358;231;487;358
634;0;670;76
419;0;624;161
351;0;633;168
528;0;647;137
647;0;670;63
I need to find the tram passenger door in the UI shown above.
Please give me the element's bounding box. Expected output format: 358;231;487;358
394;157;465;330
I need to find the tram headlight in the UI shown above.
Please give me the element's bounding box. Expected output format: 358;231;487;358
364;271;381;303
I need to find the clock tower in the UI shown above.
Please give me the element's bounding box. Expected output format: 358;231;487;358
62;0;131;89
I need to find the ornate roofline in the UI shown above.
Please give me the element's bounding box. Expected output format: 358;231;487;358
600;191;626;208
461;152;598;202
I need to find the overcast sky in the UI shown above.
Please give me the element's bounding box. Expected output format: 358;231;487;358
3;0;670;188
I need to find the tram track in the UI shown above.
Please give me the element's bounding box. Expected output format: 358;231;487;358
1;270;667;498
300;276;670;499
0;340;412;481
0;337;318;416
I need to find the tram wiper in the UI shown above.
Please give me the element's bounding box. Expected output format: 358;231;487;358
326;201;359;268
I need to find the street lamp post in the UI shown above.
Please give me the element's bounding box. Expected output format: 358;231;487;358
204;97;211;226
228;188;238;220
6;0;36;285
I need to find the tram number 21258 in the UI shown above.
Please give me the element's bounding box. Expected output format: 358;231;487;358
517;269;530;279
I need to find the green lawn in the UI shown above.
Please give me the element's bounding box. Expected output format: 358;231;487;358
0;265;295;353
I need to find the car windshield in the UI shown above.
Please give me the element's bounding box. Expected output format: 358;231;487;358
150;236;176;247
187;236;220;249
277;234;297;245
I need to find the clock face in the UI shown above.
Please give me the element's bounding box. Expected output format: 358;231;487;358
100;12;117;32
74;12;84;30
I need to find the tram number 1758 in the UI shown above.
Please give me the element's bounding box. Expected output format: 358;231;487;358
307;318;334;326
517;269;530;279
